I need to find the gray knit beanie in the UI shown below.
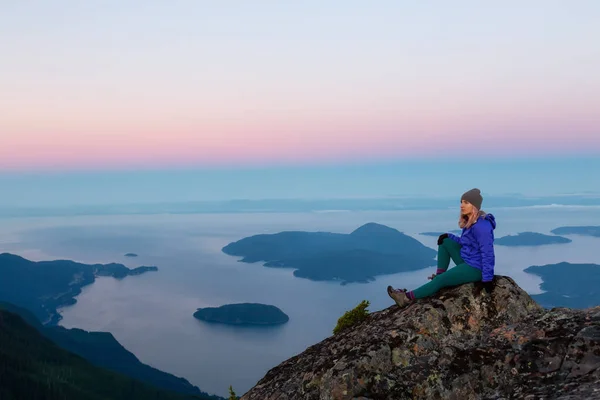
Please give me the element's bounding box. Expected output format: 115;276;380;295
461;188;483;210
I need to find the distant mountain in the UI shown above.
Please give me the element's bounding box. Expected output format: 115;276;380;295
0;252;157;325
495;232;572;246
0;307;219;400
525;262;600;309
194;303;289;326
4;193;600;218
222;222;437;284
551;226;600;237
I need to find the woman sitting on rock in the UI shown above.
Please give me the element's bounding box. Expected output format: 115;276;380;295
387;188;496;308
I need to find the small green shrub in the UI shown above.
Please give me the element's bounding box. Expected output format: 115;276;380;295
228;385;238;400
333;300;370;335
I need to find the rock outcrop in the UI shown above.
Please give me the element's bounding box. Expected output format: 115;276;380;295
241;276;600;399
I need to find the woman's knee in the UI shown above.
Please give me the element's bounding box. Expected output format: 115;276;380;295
439;237;453;248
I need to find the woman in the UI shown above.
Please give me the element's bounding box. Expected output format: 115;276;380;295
387;188;496;308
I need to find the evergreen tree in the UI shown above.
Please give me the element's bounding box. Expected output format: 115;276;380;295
228;385;238;400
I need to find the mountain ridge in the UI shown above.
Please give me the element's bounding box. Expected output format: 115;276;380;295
0;252;158;325
0;253;222;398
240;276;600;399
0;307;221;400
0;301;223;399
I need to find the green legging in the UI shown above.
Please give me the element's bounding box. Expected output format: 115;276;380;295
412;237;482;299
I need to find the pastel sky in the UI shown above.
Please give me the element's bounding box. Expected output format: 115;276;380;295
2;1;599;172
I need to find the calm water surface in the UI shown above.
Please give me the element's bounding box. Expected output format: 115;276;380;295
2;207;599;397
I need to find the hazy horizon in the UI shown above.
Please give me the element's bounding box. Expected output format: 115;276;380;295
2;157;600;208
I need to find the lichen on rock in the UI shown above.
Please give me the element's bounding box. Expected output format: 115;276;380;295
240;276;600;399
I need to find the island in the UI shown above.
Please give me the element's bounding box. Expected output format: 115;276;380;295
221;222;437;284
524;262;600;309
495;232;572;246
97;264;157;278
193;303;289;326
420;230;462;237
551;226;600;237
0;252;158;325
124;253;138;257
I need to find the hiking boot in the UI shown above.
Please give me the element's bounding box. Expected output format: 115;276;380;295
387;285;410;308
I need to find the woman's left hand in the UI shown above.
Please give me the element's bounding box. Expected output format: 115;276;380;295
473;280;494;296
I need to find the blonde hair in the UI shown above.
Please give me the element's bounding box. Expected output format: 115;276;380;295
459;207;485;229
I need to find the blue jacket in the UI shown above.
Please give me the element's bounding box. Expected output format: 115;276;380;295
448;213;496;282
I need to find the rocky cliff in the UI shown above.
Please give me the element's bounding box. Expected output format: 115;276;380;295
241;277;600;399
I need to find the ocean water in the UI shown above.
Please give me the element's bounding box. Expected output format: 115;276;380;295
1;207;600;397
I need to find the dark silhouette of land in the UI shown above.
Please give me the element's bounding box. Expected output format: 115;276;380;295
525;262;600;309
495;232;571;246
0;252;157;325
0;304;222;400
0;253;221;398
194;303;289;326
551;226;600;237
222;222;437;284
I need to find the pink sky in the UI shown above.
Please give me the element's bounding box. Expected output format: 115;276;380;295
2;1;599;171
3;92;599;171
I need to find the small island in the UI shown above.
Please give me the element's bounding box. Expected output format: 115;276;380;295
495;232;572;246
193;303;289;326
124;253;138;257
420;230;462;237
551;226;600;237
222;222;437;284
525;262;600;309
